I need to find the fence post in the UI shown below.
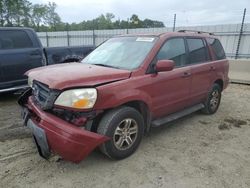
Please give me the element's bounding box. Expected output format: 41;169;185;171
93;29;96;46
235;8;246;59
67;30;70;46
66;23;70;46
173;14;176;31
46;32;49;47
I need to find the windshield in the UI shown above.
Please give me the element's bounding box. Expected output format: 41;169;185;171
81;36;157;70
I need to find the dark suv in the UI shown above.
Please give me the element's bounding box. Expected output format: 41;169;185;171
19;30;229;163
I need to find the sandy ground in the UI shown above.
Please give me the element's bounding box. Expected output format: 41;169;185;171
0;84;250;188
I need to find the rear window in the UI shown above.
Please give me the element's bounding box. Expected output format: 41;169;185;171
207;38;226;60
187;38;208;64
0;30;33;49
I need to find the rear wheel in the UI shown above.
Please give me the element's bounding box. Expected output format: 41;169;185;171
97;106;144;159
202;83;222;114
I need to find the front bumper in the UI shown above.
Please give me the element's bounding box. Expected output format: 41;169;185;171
22;97;109;163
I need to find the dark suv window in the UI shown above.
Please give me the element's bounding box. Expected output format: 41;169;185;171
207;38;226;60
187;38;208;64
0;30;33;49
157;38;186;67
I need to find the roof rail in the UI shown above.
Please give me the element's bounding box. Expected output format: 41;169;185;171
178;30;214;35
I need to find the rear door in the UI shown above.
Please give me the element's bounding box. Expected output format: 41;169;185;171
186;38;213;105
0;30;43;89
150;37;192;118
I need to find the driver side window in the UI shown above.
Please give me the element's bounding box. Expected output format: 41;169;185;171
157;38;187;67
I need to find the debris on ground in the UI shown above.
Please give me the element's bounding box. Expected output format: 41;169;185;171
218;122;231;130
219;117;248;130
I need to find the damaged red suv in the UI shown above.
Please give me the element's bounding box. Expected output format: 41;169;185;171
19;30;229;163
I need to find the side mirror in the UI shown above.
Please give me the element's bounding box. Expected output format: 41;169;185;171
155;60;174;72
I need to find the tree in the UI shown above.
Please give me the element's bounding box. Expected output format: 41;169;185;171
105;13;115;22
31;4;47;31
129;14;143;28
143;19;165;28
20;0;32;27
44;2;61;31
0;0;5;26
92;13;115;29
0;0;165;31
0;0;32;27
4;0;16;26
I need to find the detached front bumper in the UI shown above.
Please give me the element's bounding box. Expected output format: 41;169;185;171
22;97;109;163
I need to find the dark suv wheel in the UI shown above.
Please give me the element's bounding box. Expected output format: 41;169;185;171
97;106;144;159
202;83;222;114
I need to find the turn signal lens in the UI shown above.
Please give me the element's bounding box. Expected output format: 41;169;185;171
73;98;89;108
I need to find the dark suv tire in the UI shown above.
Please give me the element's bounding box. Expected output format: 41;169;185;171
202;83;222;114
97;106;144;159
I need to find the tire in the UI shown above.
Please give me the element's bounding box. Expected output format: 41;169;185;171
202;83;222;114
97;106;144;160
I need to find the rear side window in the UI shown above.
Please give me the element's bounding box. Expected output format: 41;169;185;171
0;30;33;49
157;38;187;67
207;38;226;60
187;38;208;64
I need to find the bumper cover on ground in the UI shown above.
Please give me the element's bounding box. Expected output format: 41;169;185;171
26;97;109;163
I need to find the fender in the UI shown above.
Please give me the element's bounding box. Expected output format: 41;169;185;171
212;59;229;90
95;79;153;114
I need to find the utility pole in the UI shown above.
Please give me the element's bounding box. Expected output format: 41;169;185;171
173;14;176;31
235;8;246;59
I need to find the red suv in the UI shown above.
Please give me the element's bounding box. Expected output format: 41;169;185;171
19;30;229;163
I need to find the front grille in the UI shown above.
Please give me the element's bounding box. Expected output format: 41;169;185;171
32;81;60;110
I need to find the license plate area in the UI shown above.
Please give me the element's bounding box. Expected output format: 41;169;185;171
27;119;50;159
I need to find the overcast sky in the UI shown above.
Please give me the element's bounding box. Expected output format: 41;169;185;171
32;0;250;26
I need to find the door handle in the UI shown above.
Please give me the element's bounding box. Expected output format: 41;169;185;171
210;66;216;71
181;72;191;78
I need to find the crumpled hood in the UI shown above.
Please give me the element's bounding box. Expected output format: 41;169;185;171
26;63;131;90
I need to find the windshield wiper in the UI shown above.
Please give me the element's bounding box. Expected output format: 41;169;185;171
93;64;119;69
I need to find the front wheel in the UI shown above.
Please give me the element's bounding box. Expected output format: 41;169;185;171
97;106;144;160
202;83;222;114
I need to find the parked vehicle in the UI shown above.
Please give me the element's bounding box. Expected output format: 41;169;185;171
0;27;94;93
19;30;229;163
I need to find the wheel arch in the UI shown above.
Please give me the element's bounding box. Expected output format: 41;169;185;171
91;100;151;134
121;100;151;133
214;79;223;90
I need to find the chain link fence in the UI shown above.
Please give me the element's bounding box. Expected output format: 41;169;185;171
37;23;250;59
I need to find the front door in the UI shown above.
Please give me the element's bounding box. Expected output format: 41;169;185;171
149;37;192;118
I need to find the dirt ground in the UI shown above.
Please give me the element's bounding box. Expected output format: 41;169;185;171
0;84;250;188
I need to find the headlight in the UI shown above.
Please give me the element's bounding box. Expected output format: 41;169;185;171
28;77;33;87
54;88;97;109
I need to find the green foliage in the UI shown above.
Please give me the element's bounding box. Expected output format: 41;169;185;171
0;0;31;27
0;1;165;31
44;2;61;31
31;4;47;31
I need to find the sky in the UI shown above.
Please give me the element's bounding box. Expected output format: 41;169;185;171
31;0;250;27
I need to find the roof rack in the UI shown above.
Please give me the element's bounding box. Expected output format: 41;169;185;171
178;30;214;35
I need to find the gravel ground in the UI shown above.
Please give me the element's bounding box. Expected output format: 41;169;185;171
0;83;250;188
